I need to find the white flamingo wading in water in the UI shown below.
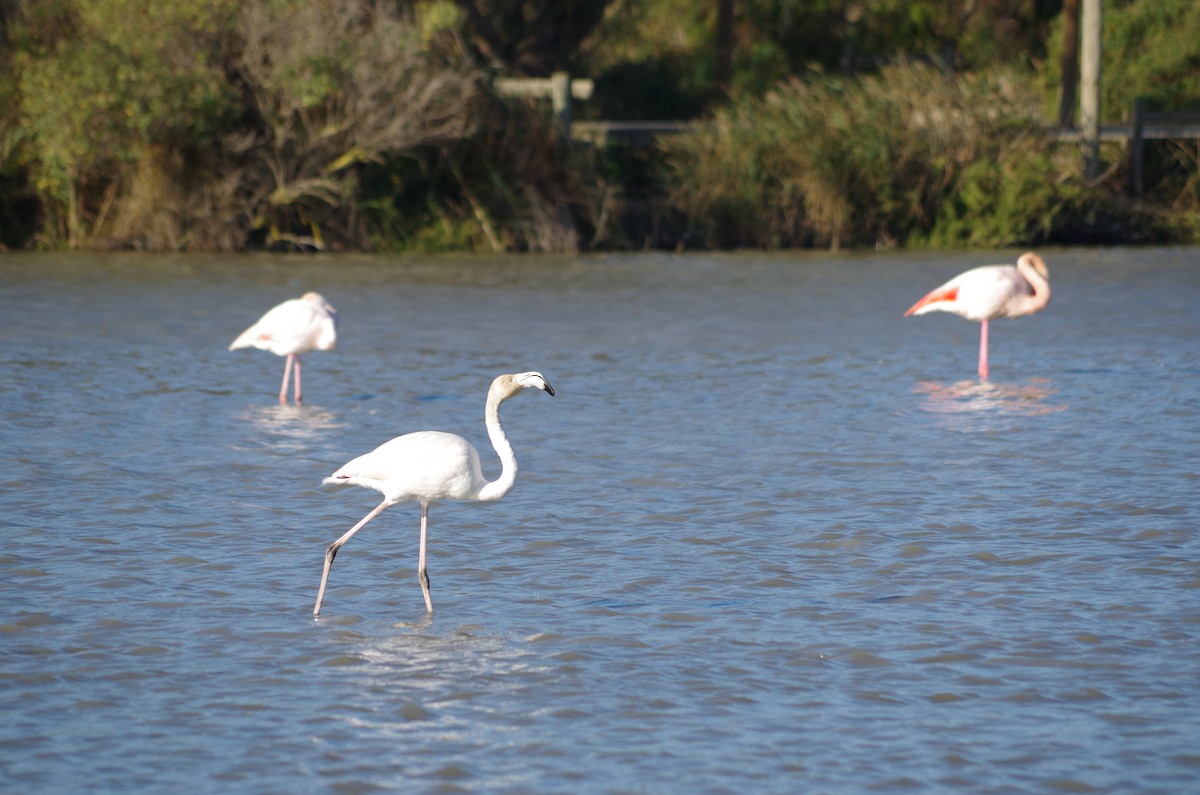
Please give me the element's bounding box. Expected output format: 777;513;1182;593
229;292;337;404
313;371;556;617
904;252;1051;380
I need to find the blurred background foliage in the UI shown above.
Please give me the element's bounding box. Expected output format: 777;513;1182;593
0;0;1196;251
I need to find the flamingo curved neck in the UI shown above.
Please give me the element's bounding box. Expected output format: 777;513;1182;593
1017;254;1051;313
476;384;519;502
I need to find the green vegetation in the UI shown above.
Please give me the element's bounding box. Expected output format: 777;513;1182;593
0;0;1196;252
668;66;1036;249
662;63;1172;250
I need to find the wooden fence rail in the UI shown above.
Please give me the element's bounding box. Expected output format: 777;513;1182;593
494;73;593;135
1053;99;1200;194
1129;99;1200;195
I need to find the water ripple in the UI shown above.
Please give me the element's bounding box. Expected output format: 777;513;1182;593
1;249;1199;793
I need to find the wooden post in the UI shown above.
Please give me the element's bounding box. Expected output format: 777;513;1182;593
494;74;592;143
1057;0;1080;128
550;72;571;139
1080;0;1102;180
716;0;734;95
1130;97;1145;195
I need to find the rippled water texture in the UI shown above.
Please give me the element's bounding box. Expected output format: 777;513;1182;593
2;248;1198;793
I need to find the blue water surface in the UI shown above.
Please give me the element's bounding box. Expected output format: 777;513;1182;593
2;248;1198;794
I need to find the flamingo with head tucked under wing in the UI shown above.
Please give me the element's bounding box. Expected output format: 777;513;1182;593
904;252;1051;380
229;292;337;404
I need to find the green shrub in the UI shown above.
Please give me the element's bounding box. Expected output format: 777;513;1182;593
12;0;239;246
662;63;1117;249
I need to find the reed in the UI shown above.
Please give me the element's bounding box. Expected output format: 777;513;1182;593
662;63;1105;249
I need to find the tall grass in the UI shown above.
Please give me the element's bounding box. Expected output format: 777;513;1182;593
662;63;1107;250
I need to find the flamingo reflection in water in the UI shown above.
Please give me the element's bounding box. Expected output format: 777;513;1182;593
914;378;1067;429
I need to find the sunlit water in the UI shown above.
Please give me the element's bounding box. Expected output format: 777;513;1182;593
2;248;1198;793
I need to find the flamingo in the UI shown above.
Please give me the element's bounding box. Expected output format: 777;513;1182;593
313;371;556;617
904;252;1051;380
229;292;337;404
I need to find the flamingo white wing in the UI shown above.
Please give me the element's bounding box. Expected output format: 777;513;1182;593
324;431;486;504
229;299;331;356
959;266;1035;319
905;265;1025;321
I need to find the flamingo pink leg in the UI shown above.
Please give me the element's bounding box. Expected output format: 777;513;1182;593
418;504;433;612
978;319;990;380
279;354;294;404
293;356;302;404
314;499;390;617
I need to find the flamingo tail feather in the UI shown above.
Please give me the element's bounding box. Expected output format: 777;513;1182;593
904;286;959;316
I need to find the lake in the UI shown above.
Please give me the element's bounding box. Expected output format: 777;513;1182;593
2;247;1198;793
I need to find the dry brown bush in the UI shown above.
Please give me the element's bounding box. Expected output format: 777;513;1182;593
223;0;483;249
97;0;483;250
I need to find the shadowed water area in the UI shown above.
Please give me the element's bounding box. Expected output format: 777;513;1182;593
2;248;1198;793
